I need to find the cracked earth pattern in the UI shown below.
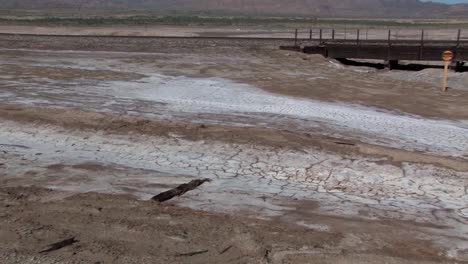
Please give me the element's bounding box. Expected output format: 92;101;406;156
1;121;468;259
1;46;468;261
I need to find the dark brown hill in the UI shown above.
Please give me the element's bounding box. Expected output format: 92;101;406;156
1;0;466;17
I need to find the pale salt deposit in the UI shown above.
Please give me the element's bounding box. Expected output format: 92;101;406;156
99;74;468;158
1;49;467;157
3;70;468;158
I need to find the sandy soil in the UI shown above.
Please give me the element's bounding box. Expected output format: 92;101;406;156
0;187;460;264
0;31;467;263
0;25;465;40
381;68;468;90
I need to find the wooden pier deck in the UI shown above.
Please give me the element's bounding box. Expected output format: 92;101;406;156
282;29;468;70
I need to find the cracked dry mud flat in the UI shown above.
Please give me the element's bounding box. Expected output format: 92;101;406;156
1;46;468;262
2;121;468;259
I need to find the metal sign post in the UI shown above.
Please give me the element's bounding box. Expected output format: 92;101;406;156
442;50;454;92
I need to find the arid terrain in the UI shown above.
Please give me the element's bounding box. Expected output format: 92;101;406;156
0;26;468;264
2;0;468;17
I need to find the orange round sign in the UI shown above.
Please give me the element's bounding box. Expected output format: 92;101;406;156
442;50;454;61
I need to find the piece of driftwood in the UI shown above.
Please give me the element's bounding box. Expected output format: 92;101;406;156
39;237;78;253
334;141;356;146
152;179;211;202
219;245;233;254
175;249;209;257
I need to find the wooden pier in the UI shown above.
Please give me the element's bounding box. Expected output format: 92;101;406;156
283;29;468;70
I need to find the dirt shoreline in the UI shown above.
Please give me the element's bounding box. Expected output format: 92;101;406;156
0;186;463;264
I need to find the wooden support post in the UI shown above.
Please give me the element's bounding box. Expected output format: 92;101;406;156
419;29;424;60
457;29;461;47
443;61;449;92
319;29;323;43
356;29;360;57
309;29;312;40
332;29;335;40
294;29;298;46
442;50;454;92
387;30;392;60
388;29;391;45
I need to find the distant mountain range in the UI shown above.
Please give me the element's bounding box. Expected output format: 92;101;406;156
1;0;468;17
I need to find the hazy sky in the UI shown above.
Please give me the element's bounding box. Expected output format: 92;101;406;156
423;0;468;3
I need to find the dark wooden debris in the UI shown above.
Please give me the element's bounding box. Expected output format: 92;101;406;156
219;245;233;254
39;237;78;254
152;178;211;202
0;144;30;149
175;249;209;257
334;141;356;146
